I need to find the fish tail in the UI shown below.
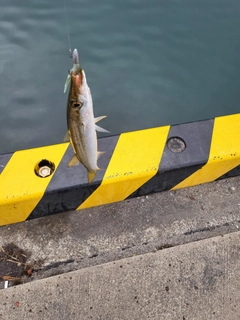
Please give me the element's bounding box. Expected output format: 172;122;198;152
88;171;96;183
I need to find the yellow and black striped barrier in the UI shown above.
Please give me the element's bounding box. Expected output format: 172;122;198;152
0;113;240;226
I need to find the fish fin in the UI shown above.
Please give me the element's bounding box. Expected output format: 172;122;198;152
68;154;80;167
97;151;105;159
95;124;110;133
94;116;107;123
64;74;71;93
88;171;96;183
63;131;70;142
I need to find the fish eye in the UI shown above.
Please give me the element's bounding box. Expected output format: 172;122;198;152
72;101;83;108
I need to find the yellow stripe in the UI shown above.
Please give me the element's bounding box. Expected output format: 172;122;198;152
172;114;240;190
78;126;170;209
0;143;69;225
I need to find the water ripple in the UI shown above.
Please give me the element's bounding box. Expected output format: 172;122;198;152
1;0;240;153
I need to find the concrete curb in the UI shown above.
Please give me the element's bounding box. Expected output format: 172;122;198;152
0;113;240;226
1;231;240;320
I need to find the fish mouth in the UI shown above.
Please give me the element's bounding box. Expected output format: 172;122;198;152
72;49;79;65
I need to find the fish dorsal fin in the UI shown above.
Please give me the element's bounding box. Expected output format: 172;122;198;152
88;171;96;183
97;151;105;159
95;124;109;133
94;116;107;123
63;131;70;142
68;154;81;167
64;73;71;93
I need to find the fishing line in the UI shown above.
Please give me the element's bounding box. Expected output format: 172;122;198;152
63;0;72;58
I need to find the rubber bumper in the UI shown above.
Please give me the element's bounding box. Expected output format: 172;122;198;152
0;113;240;226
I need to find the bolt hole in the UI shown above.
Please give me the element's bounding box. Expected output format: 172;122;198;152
35;159;55;178
167;137;186;153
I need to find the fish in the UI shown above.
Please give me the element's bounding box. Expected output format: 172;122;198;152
63;48;109;183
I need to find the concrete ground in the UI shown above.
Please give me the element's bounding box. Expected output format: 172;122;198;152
0;176;240;319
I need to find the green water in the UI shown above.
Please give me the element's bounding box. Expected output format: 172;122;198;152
0;0;240;154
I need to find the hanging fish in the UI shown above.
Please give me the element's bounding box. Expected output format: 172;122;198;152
63;49;109;183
